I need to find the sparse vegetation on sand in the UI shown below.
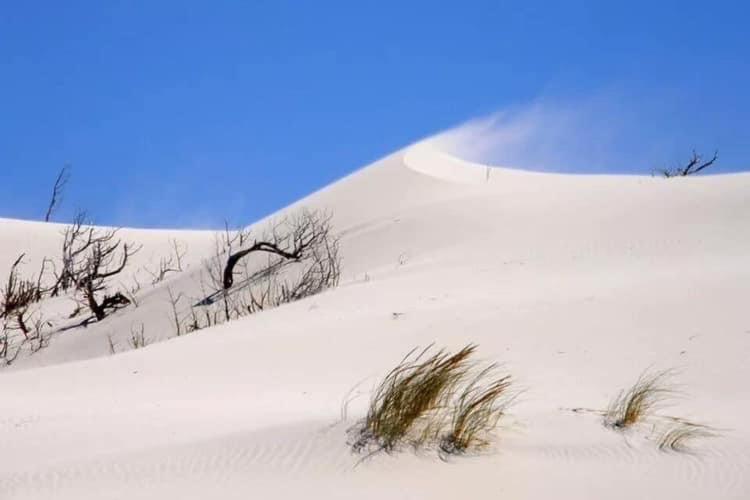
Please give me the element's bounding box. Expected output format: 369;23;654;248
440;366;515;455
604;369;674;429
657;422;717;453
601;368;719;453
349;344;515;458
183;208;340;333
127;323;149;349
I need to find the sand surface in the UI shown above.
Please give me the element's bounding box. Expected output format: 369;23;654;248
1;141;749;499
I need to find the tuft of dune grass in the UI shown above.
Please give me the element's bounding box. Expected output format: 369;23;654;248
600;368;718;453
350;344;515;458
351;344;475;454
604;369;675;429
440;366;515;455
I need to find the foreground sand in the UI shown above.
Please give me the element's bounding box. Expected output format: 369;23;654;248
1;143;749;499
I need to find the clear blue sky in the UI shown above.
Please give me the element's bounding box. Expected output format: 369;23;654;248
1;1;748;228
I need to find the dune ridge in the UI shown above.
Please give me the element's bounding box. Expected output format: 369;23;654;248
1;141;749;499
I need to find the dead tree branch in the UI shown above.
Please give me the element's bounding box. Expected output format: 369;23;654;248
1;254;40;338
145;239;187;284
222;210;335;290
72;229;141;321
44;165;71;222
657;150;719;177
52;210;96;295
1;255;52;363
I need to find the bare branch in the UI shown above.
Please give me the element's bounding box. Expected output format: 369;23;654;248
222;210;334;290
657;150;719;177
144;239;187;284
76;235;141;321
44;165;71;222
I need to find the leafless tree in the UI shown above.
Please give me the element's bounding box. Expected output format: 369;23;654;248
166;286;184;336
128;322;149;349
656;150;719;177
222;209;336;290
52;210;96;295
73;230;141;321
0;320;22;364
279;236;340;302
183;211;340;333
1;255;52;363
44;165;71;222
119;274;142;307
1;254;37;337
145;239;187;284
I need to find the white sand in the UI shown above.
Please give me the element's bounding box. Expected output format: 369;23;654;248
1;142;749;499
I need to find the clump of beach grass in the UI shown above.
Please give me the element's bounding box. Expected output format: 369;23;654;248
349;344;515;458
350;344;474;454
440;366;515;455
604;369;675;429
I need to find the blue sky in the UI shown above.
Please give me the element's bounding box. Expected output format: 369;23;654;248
1;1;748;228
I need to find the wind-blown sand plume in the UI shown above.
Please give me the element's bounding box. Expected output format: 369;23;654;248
1;137;750;499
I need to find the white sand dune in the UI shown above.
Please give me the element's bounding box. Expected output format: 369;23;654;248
1;141;749;499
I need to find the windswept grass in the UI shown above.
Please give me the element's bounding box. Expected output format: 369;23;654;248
657;422;717;453
349;344;515;458
440;366;514;455
605;369;675;429
351;344;475;453
599;369;718;453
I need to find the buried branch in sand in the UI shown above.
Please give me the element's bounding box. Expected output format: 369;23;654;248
349;344;516;458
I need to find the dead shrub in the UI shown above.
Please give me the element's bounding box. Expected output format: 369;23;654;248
184;208;340;332
127;323;149;349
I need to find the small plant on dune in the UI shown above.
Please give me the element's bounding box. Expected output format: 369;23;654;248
657;422;716;453
350;345;475;454
1;254;40;338
1;254;52;364
604;369;675;429
440;366;515;455
349;344;516;458
106;334;118;355
127;323;149;349
144;238;187;285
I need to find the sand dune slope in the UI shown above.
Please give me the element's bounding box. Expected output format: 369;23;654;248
1;144;749;499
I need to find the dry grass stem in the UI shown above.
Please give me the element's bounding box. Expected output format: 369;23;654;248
605;369;675;429
440;366;515;455
657;422;717;453
350;344;515;458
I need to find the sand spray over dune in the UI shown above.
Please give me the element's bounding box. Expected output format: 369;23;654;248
421;89;732;174
2;97;750;498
